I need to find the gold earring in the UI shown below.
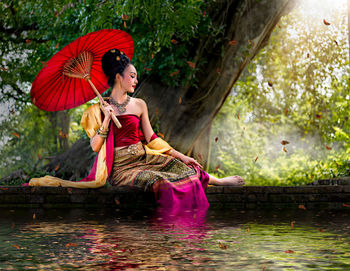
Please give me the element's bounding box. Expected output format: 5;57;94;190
118;81;121;90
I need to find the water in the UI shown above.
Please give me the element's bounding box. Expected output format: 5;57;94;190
1;207;350;270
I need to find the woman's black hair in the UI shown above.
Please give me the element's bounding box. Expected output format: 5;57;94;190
101;49;131;88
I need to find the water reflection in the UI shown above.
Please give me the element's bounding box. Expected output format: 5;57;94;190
0;208;350;270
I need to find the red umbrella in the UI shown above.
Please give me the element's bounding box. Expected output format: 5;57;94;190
31;29;134;128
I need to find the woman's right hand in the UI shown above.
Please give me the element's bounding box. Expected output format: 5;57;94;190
101;102;114;120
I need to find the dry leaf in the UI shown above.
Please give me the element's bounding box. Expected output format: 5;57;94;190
55;164;60;171
12;132;20;138
298;204;306;210
218;242;228;249
268;81;273;87
285;108;289;116
59;130;68;138
55;43;59;49
285;249;294;253
283;147;287;153
215;137;218;143
67;188;72;194
316;114;322;119
151;53;154;59
247;227;250;232
33;213;36;220
325;145;332;150
170;70;180;77
25;39;31;44
291;221;295;229
323;19;330;26
123;21;127;28
121;14;129;20
318;228;324;232
254;156;258;163
237;112;240;119
65;243;78;247
281;140;290;145
228;40;237;46
334;40;338;46
307;53;310;58
13;244;20;249
263;267;266;271
170;39;178;44
178;97;182;104
215;164;220;171
187;61;195;68
157;132;164;138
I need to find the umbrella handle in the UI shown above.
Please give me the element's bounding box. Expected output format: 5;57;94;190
87;79;122;128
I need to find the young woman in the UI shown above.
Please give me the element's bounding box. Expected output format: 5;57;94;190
89;49;245;209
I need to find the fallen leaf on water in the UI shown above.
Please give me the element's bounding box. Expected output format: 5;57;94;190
170;70;180;77
187;61;195;69
13;244;20;249
228;40;237;46
283;147;287;153
291;221;295;229
268;81;273;87
285;249;294;253
323;19;330;25
218;242;228;249
215;137;218;143
318;228;324;232
342;203;350;207
65;243;78;247
12;132;20;138
281;140;290;145
325;145;332;150
33;213;36;220
254;156;258;163
298;204;307;210
157;132;164;139
170;39;178;44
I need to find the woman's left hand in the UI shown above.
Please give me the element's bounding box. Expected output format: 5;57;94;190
180;155;203;169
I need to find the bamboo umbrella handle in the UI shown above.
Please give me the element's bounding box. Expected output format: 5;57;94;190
87;79;122;128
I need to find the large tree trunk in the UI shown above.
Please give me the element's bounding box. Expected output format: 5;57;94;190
136;0;296;163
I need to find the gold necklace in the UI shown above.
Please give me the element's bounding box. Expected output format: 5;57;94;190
109;96;130;114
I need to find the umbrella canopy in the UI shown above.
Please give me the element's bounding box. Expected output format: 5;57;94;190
31;29;134;111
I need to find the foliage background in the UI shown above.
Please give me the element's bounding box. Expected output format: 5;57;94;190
209;1;350;185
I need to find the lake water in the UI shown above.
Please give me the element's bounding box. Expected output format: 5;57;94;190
1;207;350;270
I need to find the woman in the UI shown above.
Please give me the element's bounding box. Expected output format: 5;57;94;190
90;49;244;209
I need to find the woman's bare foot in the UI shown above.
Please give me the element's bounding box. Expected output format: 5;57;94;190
208;174;245;186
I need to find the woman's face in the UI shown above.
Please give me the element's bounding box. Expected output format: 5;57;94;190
118;64;138;93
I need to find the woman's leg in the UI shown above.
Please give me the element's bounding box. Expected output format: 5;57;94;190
208;174;245;186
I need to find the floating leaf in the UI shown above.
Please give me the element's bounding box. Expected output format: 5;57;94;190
285;249;294;253
298;204;306;210
65;243;78;247
281;140;290;145
323;19;330;25
325;145;332;150
283;147;287;153
187;61;195;68
170;39;178;44
228;40;237;46
218;242;228;249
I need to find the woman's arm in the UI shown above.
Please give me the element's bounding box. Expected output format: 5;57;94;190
90;104;114;152
138;98;202;168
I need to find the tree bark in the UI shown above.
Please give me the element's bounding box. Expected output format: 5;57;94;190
136;0;296;162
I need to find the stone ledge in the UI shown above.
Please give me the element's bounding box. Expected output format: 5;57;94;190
0;185;350;209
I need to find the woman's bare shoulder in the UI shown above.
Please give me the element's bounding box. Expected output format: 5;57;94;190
133;97;147;108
